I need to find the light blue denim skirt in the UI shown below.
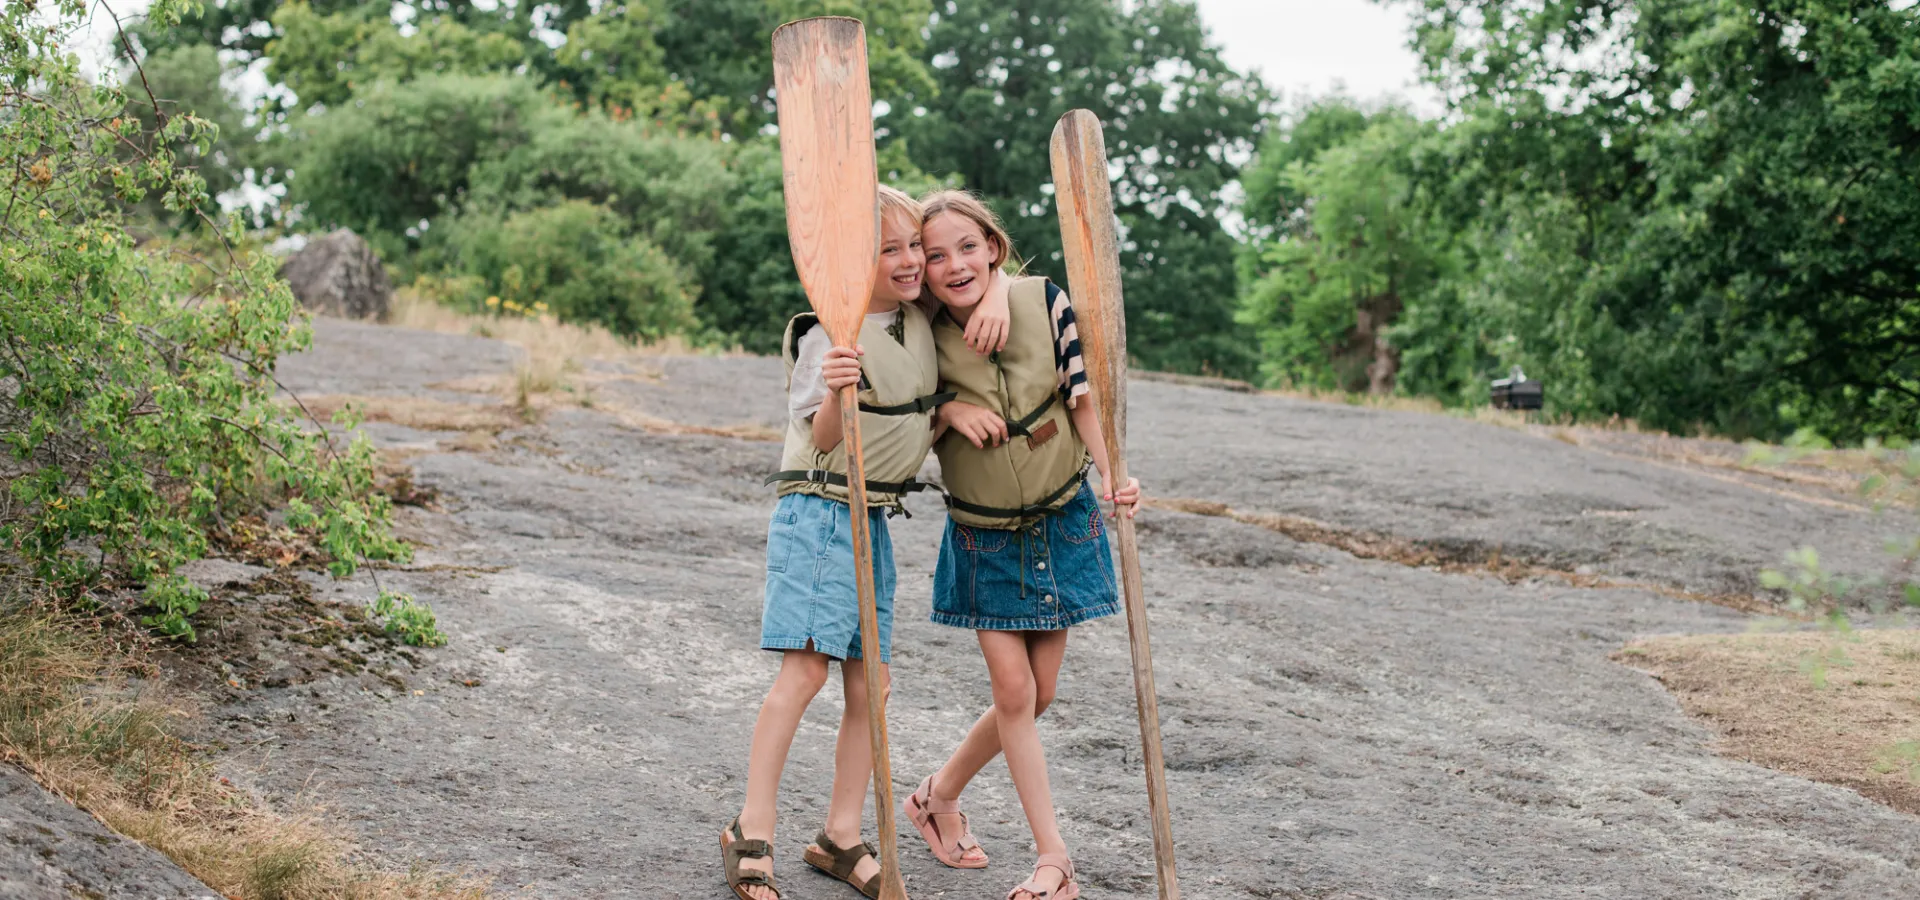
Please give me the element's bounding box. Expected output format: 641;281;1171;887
932;481;1119;631
761;492;896;663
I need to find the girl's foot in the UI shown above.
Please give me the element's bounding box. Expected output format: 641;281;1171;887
904;775;989;867
721;816;781;900
805;827;881;898
1008;853;1078;900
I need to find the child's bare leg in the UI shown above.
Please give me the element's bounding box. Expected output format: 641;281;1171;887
817;657;888;885
736;649;831;900
978;630;1069;898
925;630;1068;861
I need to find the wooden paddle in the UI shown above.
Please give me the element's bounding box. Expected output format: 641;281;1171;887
772;17;910;900
1050;109;1182;900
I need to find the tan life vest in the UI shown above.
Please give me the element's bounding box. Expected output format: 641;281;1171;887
933;276;1089;529
767;303;948;510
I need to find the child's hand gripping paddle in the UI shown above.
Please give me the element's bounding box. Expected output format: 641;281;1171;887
1051;109;1182;900
772;17;910;900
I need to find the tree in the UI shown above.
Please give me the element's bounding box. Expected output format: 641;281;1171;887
903;0;1268;376
1392;0;1920;439
1237;103;1450;393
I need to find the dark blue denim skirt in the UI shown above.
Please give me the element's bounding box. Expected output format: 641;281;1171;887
931;481;1120;631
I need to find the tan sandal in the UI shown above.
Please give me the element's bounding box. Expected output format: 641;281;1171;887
803;828;880;898
720;816;780;900
1007;852;1078;900
903;774;989;868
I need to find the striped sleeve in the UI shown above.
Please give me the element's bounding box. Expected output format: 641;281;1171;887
1044;281;1091;408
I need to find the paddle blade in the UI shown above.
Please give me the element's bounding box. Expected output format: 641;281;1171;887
1050;109;1129;454
773;16;879;348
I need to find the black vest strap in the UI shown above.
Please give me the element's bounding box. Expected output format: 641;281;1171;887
764;469;934;496
859;391;956;416
1002;388;1066;438
943;467;1087;521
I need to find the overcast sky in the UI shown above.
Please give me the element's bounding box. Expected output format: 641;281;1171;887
1191;0;1437;112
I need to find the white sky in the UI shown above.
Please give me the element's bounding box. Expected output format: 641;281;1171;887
1191;0;1439;113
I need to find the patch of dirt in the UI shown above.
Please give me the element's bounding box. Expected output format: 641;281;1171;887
1617;629;1920;814
1150;496;1779;615
158;568;418;698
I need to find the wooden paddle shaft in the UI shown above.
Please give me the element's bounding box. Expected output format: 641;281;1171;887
772;17;908;900
1049;108;1180;900
837;387;908;900
1111;481;1179;899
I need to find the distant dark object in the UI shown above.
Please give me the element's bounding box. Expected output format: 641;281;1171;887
1490;365;1543;411
280;229;391;321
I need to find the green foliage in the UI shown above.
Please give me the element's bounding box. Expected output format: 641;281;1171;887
901;0;1268;377
267;2;526;110
126;44;256;226
1237;105;1450;393
1370;0;1920;439
141;575;208;641
370;590;446;647
284;73;559;254
3;0;414;640
436;200;698;340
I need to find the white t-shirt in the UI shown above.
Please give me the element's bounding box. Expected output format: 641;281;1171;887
788;310;902;420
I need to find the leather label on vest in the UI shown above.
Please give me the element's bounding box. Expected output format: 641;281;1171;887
1026;419;1059;451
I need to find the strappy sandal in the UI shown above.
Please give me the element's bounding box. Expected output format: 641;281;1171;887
803;828;880;898
903;774;989;868
720;816;780;900
1007;852;1079;900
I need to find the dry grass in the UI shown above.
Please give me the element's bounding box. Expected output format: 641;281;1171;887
0;591;490;899
1149;496;1777;615
300;394;521;433
389;289;714;413
1616;629;1920;815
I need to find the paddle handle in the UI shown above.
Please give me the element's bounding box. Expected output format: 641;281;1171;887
840;386;910;900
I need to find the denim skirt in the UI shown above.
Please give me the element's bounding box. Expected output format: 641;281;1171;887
761;492;896;663
932;481;1119;631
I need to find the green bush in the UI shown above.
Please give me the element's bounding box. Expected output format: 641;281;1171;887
3;0;412;640
284;73;561;255
438;200;698;340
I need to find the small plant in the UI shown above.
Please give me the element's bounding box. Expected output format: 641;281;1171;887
139;575;208;641
1871;741;1920;784
370;590;447;648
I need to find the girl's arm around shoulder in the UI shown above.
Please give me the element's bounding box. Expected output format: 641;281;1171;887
960;270;1013;354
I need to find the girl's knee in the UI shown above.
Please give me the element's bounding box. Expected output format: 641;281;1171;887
777;652;831;698
841;662;891;707
1033;684;1056;718
990;670;1036;716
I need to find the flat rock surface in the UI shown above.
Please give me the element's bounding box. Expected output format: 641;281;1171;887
0;765;219;900
195;320;1919;898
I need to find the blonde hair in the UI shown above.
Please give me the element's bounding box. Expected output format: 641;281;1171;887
877;185;923;234
919;189;1022;273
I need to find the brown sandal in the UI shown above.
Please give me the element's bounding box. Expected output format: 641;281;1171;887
804;828;880;898
720;817;780;900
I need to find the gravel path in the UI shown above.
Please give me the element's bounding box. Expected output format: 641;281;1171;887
194;319;1920;899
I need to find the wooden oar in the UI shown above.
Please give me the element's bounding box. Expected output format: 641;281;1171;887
772;17;910;900
1050;108;1182;900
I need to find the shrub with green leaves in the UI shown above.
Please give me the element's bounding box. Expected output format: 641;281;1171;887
3;0;412;640
436;200;698;340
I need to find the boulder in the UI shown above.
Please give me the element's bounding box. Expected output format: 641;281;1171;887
280;228;391;321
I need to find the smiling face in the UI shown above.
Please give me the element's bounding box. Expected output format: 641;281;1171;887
921;211;1002;313
871;210;924;309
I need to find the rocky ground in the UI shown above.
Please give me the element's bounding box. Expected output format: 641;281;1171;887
18;317;1920;899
